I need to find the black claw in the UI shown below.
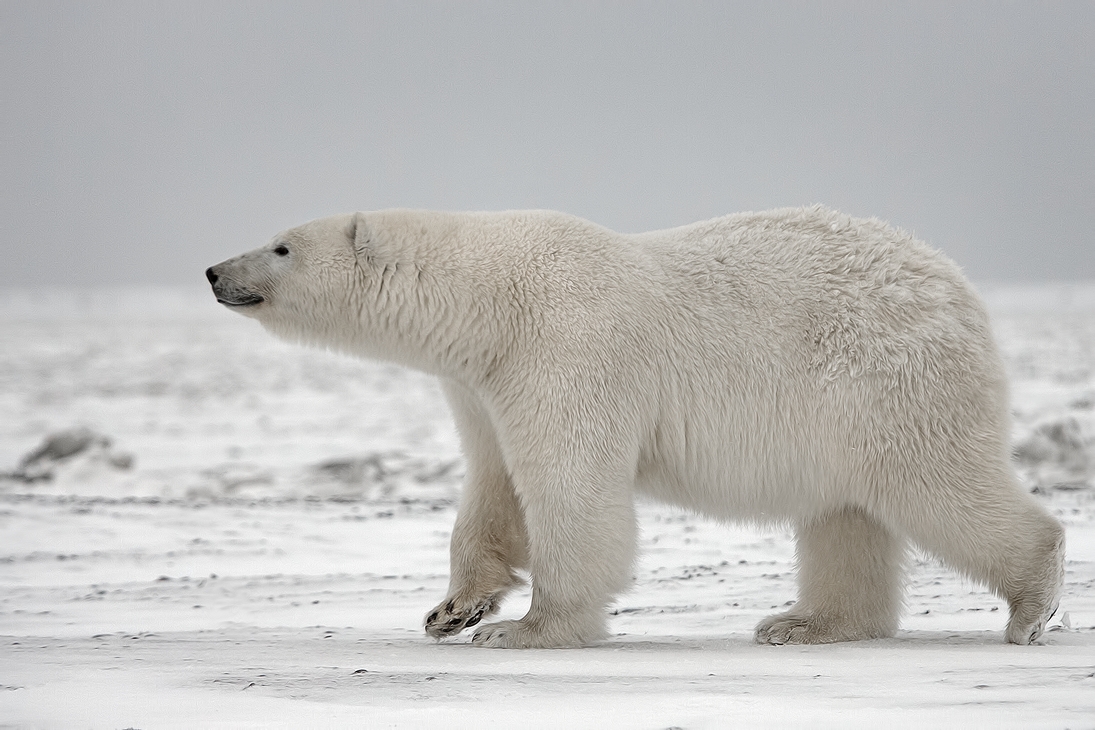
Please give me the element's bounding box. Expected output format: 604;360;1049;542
445;600;455;613
464;604;488;628
427;611;439;623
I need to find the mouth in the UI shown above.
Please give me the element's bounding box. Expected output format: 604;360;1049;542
207;266;265;308
216;293;265;307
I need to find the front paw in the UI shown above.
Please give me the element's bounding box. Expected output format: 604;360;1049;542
754;611;819;645
425;594;500;639
471;619;522;648
473;619;573;648
472;612;607;649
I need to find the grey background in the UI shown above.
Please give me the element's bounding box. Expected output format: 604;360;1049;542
2;1;1092;287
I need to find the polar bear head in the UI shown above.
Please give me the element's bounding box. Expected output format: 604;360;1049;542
206;211;505;375
206;213;361;342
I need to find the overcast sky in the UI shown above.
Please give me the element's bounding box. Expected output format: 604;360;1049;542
2;1;1092;287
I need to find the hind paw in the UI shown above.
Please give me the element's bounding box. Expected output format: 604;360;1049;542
755;609;892;645
1006;602;1058;645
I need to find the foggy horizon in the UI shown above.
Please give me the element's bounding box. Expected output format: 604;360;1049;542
2;1;1092;287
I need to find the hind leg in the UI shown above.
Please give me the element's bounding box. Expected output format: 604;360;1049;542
891;475;1064;645
756;506;906;645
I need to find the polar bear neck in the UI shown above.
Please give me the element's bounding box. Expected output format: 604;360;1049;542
333;209;620;386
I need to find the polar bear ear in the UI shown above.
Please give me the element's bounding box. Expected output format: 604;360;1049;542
348;212;371;259
348;210;398;267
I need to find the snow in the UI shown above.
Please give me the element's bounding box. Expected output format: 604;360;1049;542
1;283;1094;728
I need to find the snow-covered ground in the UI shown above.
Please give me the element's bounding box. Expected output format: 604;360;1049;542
1;284;1093;729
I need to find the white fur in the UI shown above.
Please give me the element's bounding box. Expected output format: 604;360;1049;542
207;206;1065;648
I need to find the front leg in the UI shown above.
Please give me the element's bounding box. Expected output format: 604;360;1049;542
424;481;527;638
425;380;528;640
470;396;639;649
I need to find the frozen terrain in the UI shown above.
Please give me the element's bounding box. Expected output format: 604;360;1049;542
1;283;1093;729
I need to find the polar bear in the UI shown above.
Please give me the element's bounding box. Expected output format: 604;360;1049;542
206;206;1064;649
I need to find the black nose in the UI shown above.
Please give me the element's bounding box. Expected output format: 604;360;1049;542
205;267;218;285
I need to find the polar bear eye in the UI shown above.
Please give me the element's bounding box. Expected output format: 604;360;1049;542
274;245;289;256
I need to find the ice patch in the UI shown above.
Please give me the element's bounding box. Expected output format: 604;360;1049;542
1014;417;1093;491
2;427;134;484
